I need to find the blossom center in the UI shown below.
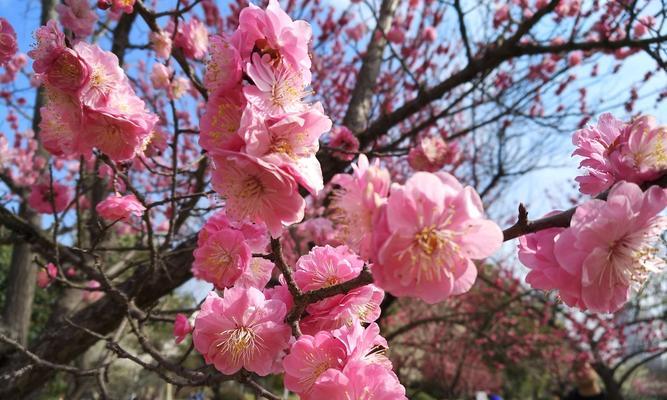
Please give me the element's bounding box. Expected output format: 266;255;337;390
237;176;264;199
218;326;261;364
415;226;444;255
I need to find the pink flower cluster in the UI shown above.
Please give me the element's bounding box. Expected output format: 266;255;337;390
331;157;503;303
283;322;406;399
96;194;145;222
0;18;18;67
29;21;158;161
202;0;332;237
56;0;98;38
519;181;667;313
193;288;291;376
573;113;666;195
290;245;384;334
192;210;271;290
407;136;460;172
28;181;72;214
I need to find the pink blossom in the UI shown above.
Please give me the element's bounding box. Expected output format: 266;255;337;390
44;48;91;95
573;113;667;195
242;102;332;194
517;214;583;308
283;331;347;398
309;360;407;400
37;263;58;289
423;26;437;42
149;31;172;59
96;194;145;222
174;313;192;344
493;5;510;28
330;155;391;259
244;53;309;116
79;94;158;161
39;95;80;157
372;172;503;304
235;257;275;289
150;63;172;90
554;182;667;313
328;126;359;161
199;90;246;153
74;41;126;107
28;182;72;214
301;284;384;334
345;23;367;41
56;0;98;38
192;288;291;375
568;51;583;67
234;0;312;76
408;136;458;172
192;228;251;289
168;76;190;100
634;16;655;38
82;280;104;302
611;115;666;187
292;245;383;333
209;150;305;237
294;245;364;292
198;209;269;253
0;18;18;67
173;18;209;60
28;21;66;74
573;113;624;194
110;0;135;14
386;26;405;44
205;35;242;95
333;322;391;368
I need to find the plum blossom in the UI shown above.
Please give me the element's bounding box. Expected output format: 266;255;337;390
0;18;18;67
234;0;312;76
37;263;58;289
328;126;359;161
209;150;305;237
205;35;242;94
235;257;275;289
292;246;383;334
198;209;269;253
573;113;666;195
517;214;584;308
408;136;459;172
423;26;437;42
43;48;91;95
192;288;291;375
173;313;192;344
96;194;145;222
192;228;251;289
309;360;407;400
28;182;72;214
372;172;503;303
244;53;310;116
56;0;98;38
554;182;667;313
242;102;332;194
283;331;347;398
150;63;171;90
82;280;104;302
172;18;208;60
199;90;246;153
330;155;391;259
149;31;172;59
283;322;402;399
110;0;135;14
28;21;66;74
